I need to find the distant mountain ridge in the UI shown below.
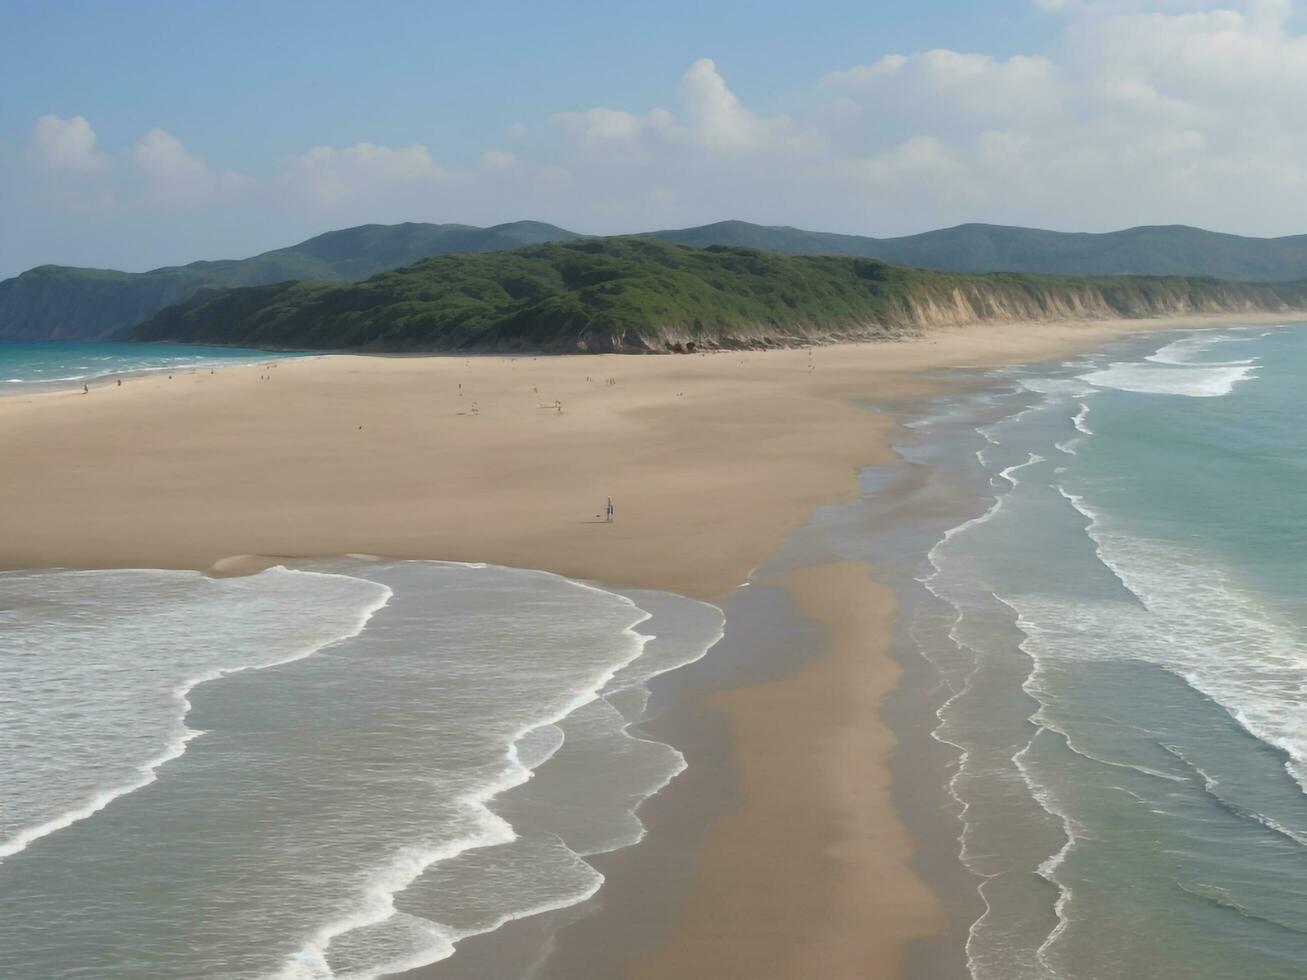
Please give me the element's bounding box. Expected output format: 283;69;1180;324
129;237;1307;354
650;220;1307;280
0;221;579;341
8;218;1307;341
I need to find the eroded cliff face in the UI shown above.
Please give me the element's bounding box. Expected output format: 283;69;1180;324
587;279;1307;354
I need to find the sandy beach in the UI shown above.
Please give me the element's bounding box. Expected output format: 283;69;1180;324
0;312;1281;978
631;561;945;979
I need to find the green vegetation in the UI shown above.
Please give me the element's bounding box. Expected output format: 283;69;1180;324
0;221;579;341
14;218;1307;343
129;237;1307;353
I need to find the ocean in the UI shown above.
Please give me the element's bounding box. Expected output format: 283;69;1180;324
879;322;1307;978
0;560;723;979
0;339;291;388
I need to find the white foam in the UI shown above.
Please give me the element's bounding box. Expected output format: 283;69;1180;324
270;567;724;980
1160;744;1307;848
0;567;393;864
1018;376;1097;398
998;453;1045;488
1018;489;1307;796
1013;731;1079;979
2;562;724;980
1080;360;1256;397
906;328;1291;978
270;576;652;979
1144;331;1256;366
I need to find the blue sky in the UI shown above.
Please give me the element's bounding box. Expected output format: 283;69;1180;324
2;0;1052;168
4;0;1307;277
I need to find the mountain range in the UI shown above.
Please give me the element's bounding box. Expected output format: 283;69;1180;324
128;237;1307;354
8;219;1307;342
0;221;579;342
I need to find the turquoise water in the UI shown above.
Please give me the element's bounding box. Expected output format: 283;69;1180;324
0;340;291;388
908;324;1307;978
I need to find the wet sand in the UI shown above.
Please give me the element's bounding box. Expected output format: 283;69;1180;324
0;313;1274;979
634;561;945;977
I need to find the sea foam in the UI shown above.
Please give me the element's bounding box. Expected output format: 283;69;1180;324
1080;361;1256;397
1019;492;1307;795
0;566;392;864
0;561;723;980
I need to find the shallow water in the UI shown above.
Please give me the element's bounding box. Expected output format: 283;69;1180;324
902;323;1307;978
0;339;289;389
0;560;722;979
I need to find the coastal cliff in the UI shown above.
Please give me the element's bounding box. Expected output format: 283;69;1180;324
128;238;1307;353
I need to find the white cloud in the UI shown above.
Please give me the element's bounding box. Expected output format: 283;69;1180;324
23;117;242;215
550;59;799;158
131;128;243;202
19;2;1307;279
287;142;444;205
31;115;106;172
795;0;1307;231
480;149;517;170
132;129;206;183
549;106;682;164
133;128;200;176
846;135;966;184
678;57;793;152
825;50;1063;120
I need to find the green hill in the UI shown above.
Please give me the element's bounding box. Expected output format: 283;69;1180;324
14;218;1307;342
0;221;579;341
129;237;1307;354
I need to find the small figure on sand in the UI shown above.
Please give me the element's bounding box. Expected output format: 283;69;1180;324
82;384;88;394
606;496;614;523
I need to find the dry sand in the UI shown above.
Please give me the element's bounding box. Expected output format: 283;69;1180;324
0;312;1275;978
0;315;1258;596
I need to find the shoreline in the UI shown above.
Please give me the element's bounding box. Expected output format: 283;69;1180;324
636;561;946;977
0;339;304;398
2;313;1292;978
0;313;1279;594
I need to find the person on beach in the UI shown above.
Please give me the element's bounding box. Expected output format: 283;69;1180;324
606;496;614;523
82;384;88;394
